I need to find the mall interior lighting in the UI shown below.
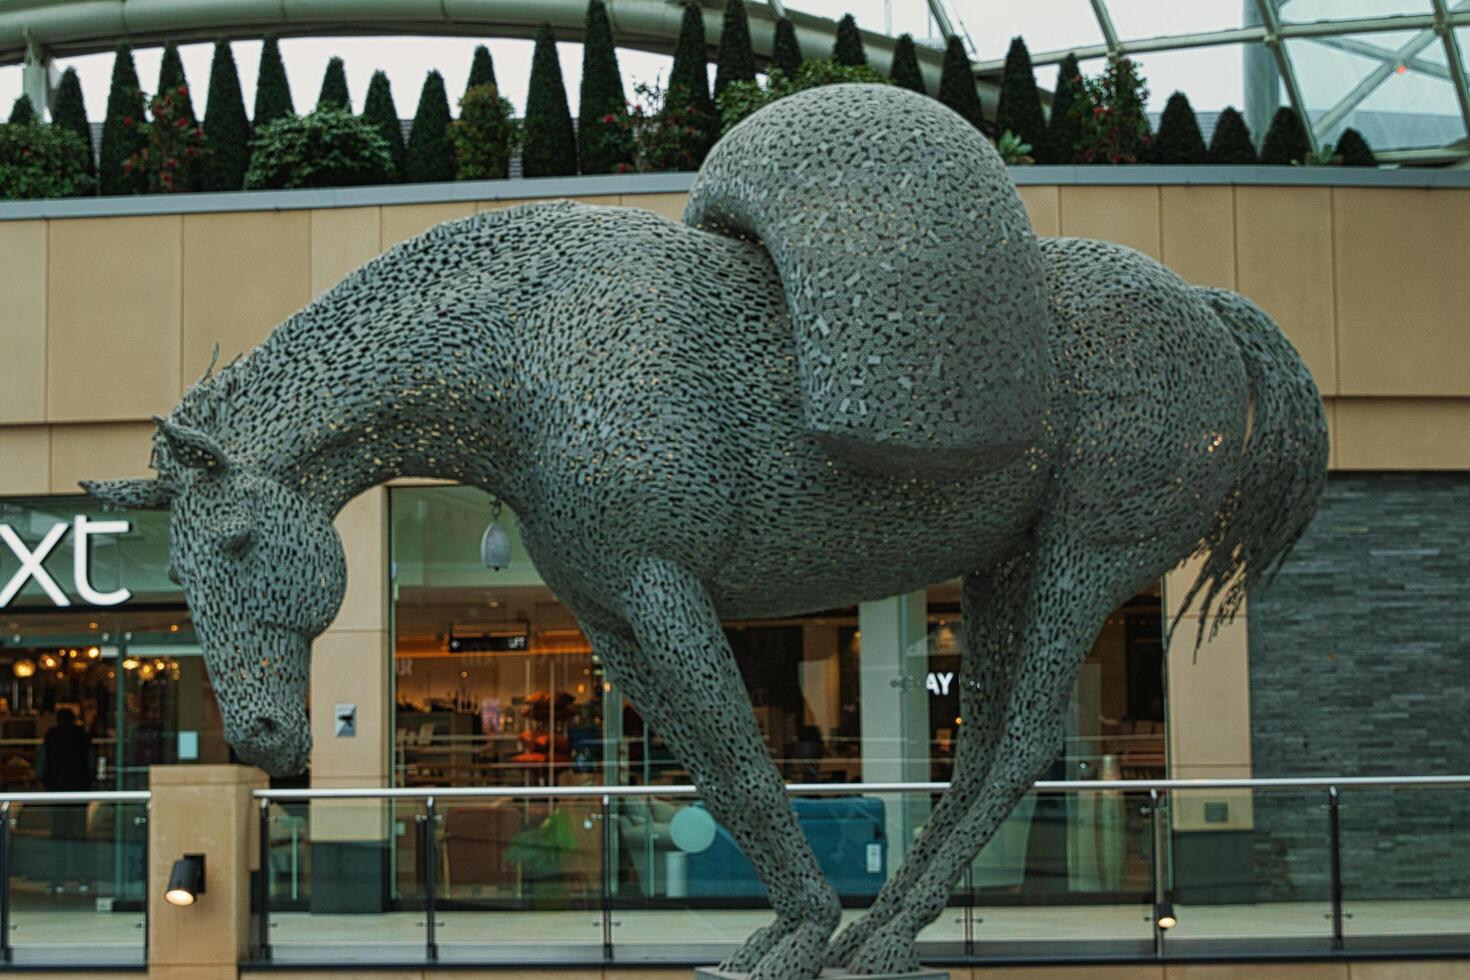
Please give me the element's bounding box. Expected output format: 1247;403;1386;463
164;854;205;907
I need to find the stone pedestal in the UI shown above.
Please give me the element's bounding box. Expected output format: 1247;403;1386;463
696;969;949;980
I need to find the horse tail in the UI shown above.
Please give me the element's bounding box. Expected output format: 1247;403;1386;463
1174;287;1330;648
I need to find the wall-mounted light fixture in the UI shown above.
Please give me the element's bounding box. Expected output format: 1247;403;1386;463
480;497;511;570
165;854;206;906
1154;899;1177;930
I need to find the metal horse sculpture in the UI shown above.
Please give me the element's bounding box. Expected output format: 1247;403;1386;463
85;86;1327;978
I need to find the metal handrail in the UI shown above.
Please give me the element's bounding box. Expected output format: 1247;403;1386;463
0;790;150;803
255;774;1470;800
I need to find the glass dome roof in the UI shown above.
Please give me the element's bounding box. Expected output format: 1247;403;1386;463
785;0;1470;160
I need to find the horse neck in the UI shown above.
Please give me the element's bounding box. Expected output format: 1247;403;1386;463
223;304;523;517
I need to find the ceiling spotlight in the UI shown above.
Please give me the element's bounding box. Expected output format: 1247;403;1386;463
165;854;206;907
12;659;35;679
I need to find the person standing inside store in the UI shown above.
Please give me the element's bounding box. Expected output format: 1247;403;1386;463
36;708;95;894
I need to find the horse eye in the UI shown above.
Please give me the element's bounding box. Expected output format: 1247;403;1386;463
220;526;256;558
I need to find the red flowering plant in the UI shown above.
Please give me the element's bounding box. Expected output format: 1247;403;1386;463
1071;57;1152;165
620;80;716;173
124;85;210;193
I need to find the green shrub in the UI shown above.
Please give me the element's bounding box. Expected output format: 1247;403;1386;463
467;45;498;92
1335;127;1376;167
8;95;37;125
1151;91;1206;164
667;1;718;161
126;88;209;193
994;130;1034;165
889;34;926;94
0;122;93;199
317;57;350;112
1037;53;1083;164
1260;107;1310;165
254;36;295;127
1074;56;1150;164
52;68;94;178
626;80;711;172
714;0;757;98
1207;106;1256;164
579;0;634;174
157;43;197;122
362;70;405;178
772;17;803;77
717;59;889;133
451;84;519;180
202;40;252;191
405;70;454;183
996;37;1046;153
522;24;578;177
99;44;148;195
244;108;394;189
833;14;866;67
938;36;985;132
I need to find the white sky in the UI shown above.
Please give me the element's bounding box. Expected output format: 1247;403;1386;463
0;1;1444;123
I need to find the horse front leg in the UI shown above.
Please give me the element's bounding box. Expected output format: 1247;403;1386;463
827;548;1033;967
590;558;840;980
846;539;1134;975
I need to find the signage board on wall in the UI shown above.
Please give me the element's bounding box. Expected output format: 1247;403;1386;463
0;515;133;609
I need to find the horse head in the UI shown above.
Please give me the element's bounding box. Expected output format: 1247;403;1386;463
82;416;345;776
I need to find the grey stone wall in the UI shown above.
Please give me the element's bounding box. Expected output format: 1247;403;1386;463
1246;472;1470;901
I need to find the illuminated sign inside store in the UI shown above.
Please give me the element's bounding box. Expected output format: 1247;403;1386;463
925;671;955;696
0;516;132;609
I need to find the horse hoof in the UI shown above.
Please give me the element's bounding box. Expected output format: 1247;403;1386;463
720;918;790;973
846;927;921;976
824;919;869;967
748;919;829;980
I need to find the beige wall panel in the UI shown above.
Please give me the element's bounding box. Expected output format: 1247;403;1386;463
1058;185;1160;258
332;488;389;633
621;191;690;222
47;215;182;422
0;221;47;424
478;194;620;214
1159;186;1235;289
380;202;477;247
49;421;155;491
1234;187;1336;394
1017;185;1061;237
263;973;422;980
975;967;1163;980
311;628;390;789
311;206;382;298
1326;397;1339;471
1334;188;1470;396
1169;965;1348;980
182;211;311;383
1334;397;1470;470
0;426;50;496
1350;962;1470;980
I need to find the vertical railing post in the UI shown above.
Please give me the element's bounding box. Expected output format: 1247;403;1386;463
1;800;12;964
1148;788;1165;958
255;797;272;961
1328;785;1344;951
422;796;439;963
600;793;614;961
962;860;975;957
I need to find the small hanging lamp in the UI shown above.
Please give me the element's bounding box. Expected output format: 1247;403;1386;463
480;497;512;571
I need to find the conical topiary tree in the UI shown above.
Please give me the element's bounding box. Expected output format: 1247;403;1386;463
362;70;406;178
1151;91;1207;164
1335;127;1375;167
157;42;197;122
466;44;498;94
254;35;295;127
1038;52;1083;164
1207;106;1256;164
938;35;984;132
53;67;94;177
996;37;1046;151
889;34;926;94
1260;106;1310;165
8;95;37;124
833;13;866;67
522;24;578;177
579;0;634;174
404;70;453;183
317;56;350;111
714;0;757;98
99;44;148;195
202;39;251;190
668;2;717;159
772;16;802;77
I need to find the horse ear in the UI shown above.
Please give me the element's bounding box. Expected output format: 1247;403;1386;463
80;478;175;510
153;416;232;474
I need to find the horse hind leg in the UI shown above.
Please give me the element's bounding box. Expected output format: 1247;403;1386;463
827;546;1034;967
594;558;840;980
845;534;1143;975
